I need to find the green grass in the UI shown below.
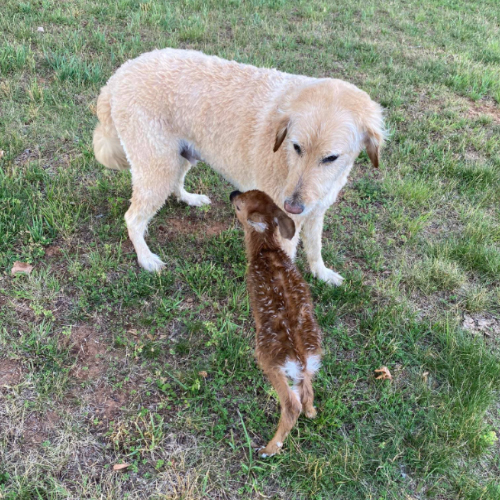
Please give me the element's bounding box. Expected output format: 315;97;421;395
1;0;500;498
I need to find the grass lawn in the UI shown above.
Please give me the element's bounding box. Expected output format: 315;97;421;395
1;0;500;498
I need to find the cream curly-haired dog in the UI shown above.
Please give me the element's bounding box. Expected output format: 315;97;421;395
93;48;384;285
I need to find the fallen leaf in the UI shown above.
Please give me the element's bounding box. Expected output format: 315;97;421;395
0;150;4;158
147;334;154;340
11;261;33;276
113;463;130;471
198;371;208;379
374;366;392;380
422;371;429;383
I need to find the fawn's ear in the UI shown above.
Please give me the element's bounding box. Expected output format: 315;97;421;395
273;208;295;240
247;213;268;233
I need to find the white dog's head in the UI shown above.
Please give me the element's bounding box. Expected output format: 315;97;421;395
273;79;385;215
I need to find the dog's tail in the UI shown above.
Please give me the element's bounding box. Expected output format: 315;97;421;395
93;85;129;170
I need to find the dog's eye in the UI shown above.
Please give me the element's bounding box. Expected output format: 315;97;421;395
293;144;302;155
322;154;339;164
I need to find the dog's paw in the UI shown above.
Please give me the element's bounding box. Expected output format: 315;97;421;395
138;252;165;273
312;266;344;286
323;269;344;286
180;192;211;207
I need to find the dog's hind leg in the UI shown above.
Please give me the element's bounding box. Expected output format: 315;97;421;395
125;166;172;272
118;123;181;272
173;158;211;207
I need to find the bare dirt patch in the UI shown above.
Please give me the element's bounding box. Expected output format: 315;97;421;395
467;100;500;124
0;359;23;386
15;147;40;165
44;245;62;257
22;410;60;446
92;386;129;420
463;313;500;337
7;297;37;324
65;326;108;381
158;217;229;239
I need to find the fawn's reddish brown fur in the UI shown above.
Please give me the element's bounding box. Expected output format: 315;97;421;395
230;189;322;457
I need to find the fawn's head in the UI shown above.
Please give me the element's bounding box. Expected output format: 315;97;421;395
230;190;295;248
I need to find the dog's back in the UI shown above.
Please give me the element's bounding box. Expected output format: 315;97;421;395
231;189;322;457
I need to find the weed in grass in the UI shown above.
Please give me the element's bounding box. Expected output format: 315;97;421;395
463;284;491;313
406;256;467;294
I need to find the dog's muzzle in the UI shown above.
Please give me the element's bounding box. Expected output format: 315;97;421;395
284;199;305;215
230;190;242;202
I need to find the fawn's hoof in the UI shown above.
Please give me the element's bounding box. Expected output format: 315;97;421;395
305;406;317;419
258;441;283;458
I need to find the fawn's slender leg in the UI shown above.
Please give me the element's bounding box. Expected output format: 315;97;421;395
259;368;302;457
297;372;316;419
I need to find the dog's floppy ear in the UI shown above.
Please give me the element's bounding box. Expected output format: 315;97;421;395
365;135;380;168
363;103;385;168
273;208;295;240
273;116;289;152
247;213;268;233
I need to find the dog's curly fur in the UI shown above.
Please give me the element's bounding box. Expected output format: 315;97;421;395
231;189;322;457
93;48;385;284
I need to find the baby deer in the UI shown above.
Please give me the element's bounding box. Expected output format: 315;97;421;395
230;189;322;457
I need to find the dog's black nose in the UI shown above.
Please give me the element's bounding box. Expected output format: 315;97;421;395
284;199;305;215
230;190;242;202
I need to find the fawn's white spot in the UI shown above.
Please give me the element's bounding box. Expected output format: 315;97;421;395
282;359;303;383
306;354;321;374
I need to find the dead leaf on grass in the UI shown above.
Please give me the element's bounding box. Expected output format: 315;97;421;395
113;463;130;471
11;261;34;276
0;150;4;158
198;371;208;378
422;371;429;383
374;366;392;380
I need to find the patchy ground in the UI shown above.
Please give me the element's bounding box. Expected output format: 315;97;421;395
1;0;500;498
0;360;23;387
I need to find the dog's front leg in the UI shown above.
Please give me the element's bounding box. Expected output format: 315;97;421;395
302;209;344;286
